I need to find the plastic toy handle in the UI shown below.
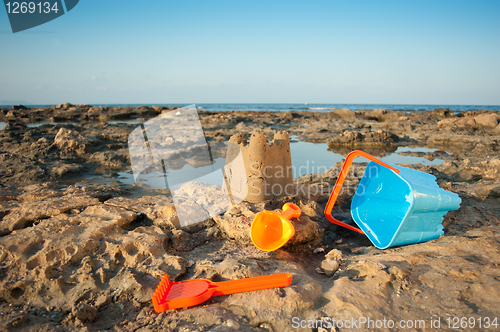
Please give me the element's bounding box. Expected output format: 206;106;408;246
281;203;301;220
324;150;400;234
212;273;293;296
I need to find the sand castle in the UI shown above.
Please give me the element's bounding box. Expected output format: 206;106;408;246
228;130;293;203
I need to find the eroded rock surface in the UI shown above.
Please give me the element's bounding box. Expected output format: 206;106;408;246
0;105;499;331
0;204;189;318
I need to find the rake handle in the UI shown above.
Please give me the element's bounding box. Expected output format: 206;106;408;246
211;273;293;296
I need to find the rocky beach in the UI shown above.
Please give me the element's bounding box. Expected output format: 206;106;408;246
0;104;499;331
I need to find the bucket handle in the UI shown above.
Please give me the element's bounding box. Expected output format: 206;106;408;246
324;150;401;234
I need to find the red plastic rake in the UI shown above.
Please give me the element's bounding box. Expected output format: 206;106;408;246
152;273;293;312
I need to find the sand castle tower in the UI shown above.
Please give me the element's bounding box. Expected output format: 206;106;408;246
228;130;293;202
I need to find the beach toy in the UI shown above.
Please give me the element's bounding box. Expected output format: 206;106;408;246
152;272;293;312
324;150;462;249
250;203;301;251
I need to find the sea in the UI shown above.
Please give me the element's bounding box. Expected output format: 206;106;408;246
2;103;500;113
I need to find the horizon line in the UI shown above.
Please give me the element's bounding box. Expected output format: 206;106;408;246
2;102;500;107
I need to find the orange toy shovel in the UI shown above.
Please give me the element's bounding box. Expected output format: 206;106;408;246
250;203;301;251
152;273;293;312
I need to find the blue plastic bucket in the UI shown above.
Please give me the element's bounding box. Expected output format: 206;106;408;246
351;161;462;249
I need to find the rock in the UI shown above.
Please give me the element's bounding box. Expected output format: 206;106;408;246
388;265;409;280
377;262;387;270
54;128;91;155
431;108;453;117
321;261;394;320
109;195;219;231
151;105;165;113
321;249;342;277
284;215;324;249
55;103;73;109
105;196;178;228
3;121;27;131
298;200;322;218
0;195;99;232
89;151;128;168
296;184;330;202
213;214;254;245
72;302;97;323
0;153;48;183
474;113;499;128
169;227;217;251
493;123;500;135
328;130;399;145
0;204;188;310
437;118;455;127
235;122;249;131
330;108;356;118
106;195;215;232
5;111;20;119
364;108;391;120
136;307;154;320
225;319;240;330
325;249;343;261
135;328;154;332
364;130;399;143
490;158;500;168
332;130;362;144
50;164;85;179
0;199;19;217
226;207;241;215
313;248;325;254
438;116;477;129
0;250;7;262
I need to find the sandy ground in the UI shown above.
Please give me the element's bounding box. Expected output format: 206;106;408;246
0;105;499;331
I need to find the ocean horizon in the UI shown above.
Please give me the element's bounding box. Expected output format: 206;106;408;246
2;103;499;113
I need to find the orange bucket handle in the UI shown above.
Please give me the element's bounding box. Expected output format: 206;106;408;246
281;202;301;220
324;150;400;234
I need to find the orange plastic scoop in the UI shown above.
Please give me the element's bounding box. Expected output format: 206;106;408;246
250;202;301;251
152;272;293;312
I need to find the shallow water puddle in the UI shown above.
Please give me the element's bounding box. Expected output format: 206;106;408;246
79;140;447;191
1;121;142;129
26;122;63;128
84;157;227;189
24;119;144;128
290;140;445;178
107;119;145;125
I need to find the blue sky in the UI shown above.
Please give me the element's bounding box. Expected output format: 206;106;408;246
1;0;499;105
